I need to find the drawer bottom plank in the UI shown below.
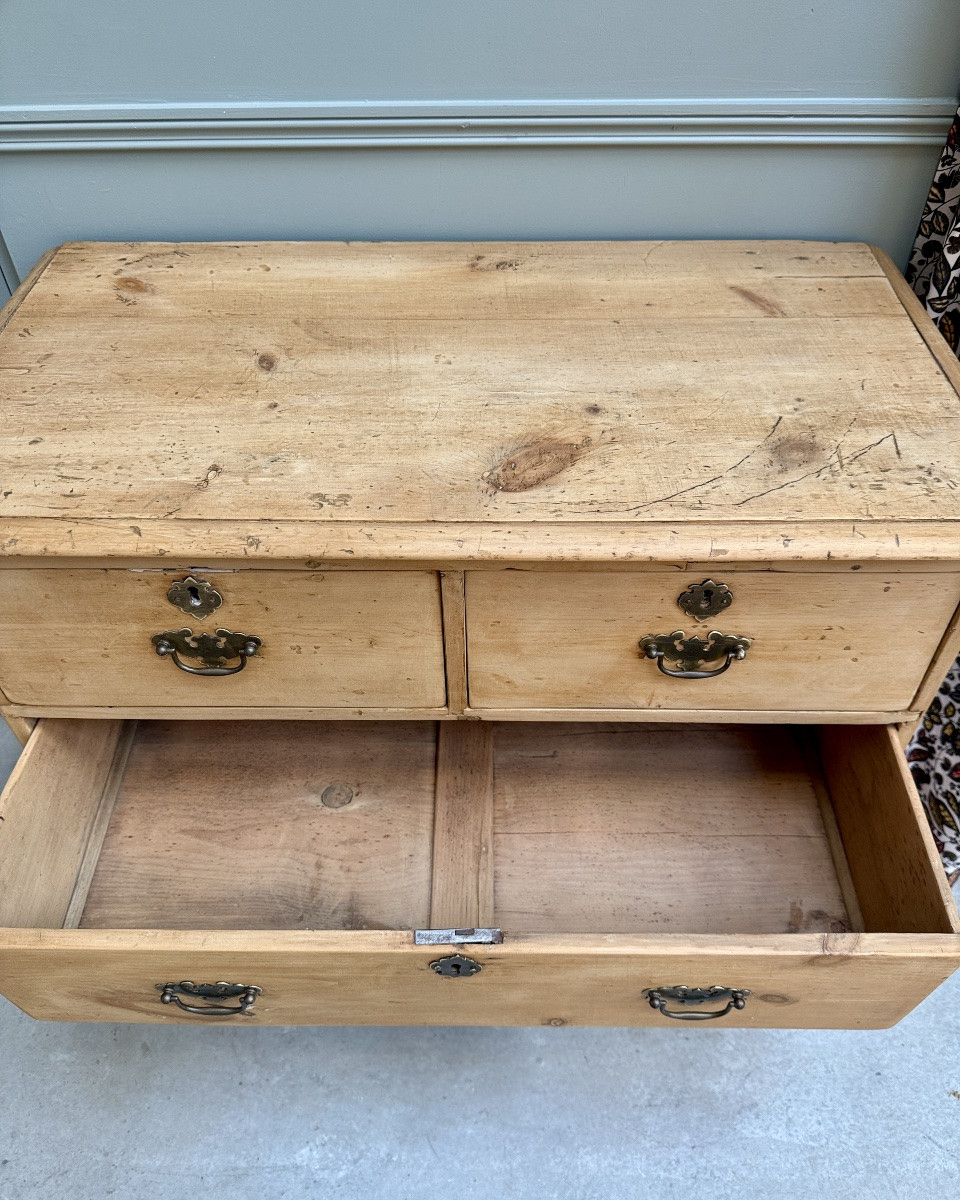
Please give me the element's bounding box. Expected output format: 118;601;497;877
430;722;494;928
79;721;437;932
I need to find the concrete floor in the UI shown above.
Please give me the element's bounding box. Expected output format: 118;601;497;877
1;721;959;1196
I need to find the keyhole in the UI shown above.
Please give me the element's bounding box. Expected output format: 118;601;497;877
448;963;464;976
187;585;201;607
698;589;713;610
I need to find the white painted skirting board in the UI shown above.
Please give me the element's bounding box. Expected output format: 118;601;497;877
0;97;955;150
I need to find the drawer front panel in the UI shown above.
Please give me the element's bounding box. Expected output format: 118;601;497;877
0;933;956;1028
0;569;446;709
465;570;960;712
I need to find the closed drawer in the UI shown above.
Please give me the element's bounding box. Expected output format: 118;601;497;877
0;717;956;1026
465;570;960;713
0;569;446;709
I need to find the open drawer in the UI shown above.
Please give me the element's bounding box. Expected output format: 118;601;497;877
0;718;957;1027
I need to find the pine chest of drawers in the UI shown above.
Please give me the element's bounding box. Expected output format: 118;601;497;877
2;239;960;1027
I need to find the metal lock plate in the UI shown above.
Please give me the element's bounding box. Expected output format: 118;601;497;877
415;928;503;946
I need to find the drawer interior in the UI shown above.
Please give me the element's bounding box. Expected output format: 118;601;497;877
0;719;954;938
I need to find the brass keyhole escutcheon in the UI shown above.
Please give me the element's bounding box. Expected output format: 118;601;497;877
167;575;223;619
677;579;733;621
430;954;482;978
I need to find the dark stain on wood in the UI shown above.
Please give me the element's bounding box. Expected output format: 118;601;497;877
484;435;596;492
470;254;522;272
196;463;223;490
257;351;278;372
787;899;848;934
114;277;154;296
319;782;355;809
771;432;821;470
729;285;785;317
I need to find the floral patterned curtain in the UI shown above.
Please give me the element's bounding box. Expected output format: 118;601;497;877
906;105;960;883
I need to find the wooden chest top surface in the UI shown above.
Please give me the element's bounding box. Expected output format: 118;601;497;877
2;238;960;563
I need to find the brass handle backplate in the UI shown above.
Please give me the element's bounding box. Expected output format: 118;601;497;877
158;981;262;1016
643;985;750;1021
152;628;262;676
639;630;750;679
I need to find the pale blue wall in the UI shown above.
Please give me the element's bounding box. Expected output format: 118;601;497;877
0;0;957;287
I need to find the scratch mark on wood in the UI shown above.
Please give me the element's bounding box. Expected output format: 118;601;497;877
122;249;188;266
735;432;900;507
729;286;785;317
583;415;785;513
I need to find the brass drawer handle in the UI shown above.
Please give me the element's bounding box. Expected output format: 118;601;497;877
639;630;750;679
643;986;750;1021
159;981;262;1016
151;628;262;676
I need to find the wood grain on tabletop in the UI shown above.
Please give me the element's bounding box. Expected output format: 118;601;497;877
2;241;960;563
